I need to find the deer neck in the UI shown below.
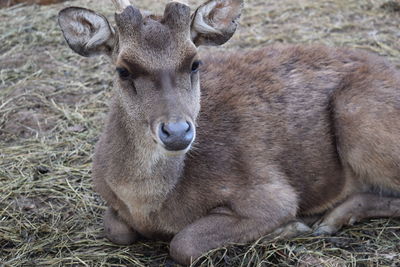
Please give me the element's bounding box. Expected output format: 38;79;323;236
108;99;185;203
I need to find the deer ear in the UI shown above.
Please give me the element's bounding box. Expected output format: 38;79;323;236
58;7;116;57
190;0;243;46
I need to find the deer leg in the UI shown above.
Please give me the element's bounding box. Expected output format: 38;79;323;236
262;220;312;242
103;207;138;245
170;217;312;265
313;193;400;236
169;188;299;265
170;213;274;265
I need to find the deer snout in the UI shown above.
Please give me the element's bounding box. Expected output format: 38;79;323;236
158;121;194;151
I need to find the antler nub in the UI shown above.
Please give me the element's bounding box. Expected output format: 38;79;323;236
112;0;131;13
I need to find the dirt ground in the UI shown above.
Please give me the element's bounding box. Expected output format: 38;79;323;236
1;0;400;266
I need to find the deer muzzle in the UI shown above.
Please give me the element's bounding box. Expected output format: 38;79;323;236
157;120;195;151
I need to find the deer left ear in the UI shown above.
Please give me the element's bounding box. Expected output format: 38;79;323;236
58;7;116;57
190;0;243;47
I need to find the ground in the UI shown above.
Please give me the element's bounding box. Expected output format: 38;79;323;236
1;0;400;266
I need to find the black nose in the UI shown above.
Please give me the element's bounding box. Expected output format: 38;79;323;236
158;121;194;151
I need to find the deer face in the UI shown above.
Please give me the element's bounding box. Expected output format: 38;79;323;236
59;0;243;153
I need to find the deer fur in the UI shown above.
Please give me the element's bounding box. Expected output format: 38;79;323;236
58;0;400;265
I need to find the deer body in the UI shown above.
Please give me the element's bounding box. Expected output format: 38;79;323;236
59;1;400;265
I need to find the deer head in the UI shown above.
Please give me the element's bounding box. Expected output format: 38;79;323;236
58;0;243;153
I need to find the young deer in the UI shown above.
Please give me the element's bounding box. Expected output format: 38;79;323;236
58;0;400;265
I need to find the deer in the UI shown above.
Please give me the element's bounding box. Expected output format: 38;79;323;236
58;0;400;265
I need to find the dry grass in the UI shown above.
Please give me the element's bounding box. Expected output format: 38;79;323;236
1;0;400;266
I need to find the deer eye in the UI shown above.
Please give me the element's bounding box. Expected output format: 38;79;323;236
116;67;130;79
191;60;202;73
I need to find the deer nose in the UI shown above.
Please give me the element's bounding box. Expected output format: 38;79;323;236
158;121;194;151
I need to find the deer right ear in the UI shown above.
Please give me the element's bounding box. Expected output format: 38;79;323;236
190;0;243;46
58;7;116;57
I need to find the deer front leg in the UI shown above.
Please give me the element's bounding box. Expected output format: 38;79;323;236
265;220;312;241
313;193;400;236
170;183;298;265
104;207;138;245
169;211;293;265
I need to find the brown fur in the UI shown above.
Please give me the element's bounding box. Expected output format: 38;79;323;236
58;1;400;265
